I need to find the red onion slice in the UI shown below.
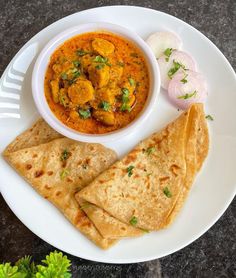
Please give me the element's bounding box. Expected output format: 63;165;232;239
168;70;208;110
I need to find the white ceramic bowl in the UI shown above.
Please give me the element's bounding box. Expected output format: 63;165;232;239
32;22;160;143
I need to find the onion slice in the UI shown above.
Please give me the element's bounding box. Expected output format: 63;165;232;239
168;70;208;110
145;31;182;59
158;50;197;90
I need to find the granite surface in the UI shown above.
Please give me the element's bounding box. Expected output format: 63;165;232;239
0;0;235;277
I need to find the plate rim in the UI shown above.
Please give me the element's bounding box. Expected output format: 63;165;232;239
0;5;236;264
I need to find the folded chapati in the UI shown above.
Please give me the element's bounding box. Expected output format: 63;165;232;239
3;119;118;249
77;103;209;232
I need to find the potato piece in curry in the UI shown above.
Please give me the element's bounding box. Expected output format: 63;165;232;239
45;32;149;134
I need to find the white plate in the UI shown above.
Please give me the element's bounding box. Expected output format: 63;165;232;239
0;6;236;264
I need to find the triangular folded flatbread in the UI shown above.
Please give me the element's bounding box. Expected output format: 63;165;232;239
77;103;209;232
3;119;118;249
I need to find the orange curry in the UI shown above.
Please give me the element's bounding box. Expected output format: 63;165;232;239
45;32;149;134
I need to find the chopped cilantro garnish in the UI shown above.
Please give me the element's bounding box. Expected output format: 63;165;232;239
164;48;173;62
95;64;105;70
129;77;135;86
205;114;214;121
93;55;108;63
76;49;89;56
60;149;69;161
73;60;80;67
78;109;91;119
120;88;131;112
177;90;197;99
168;60;186;79
127;165;135;177
146;147;155;155
181;74;188;84
61;72;68;80
163;187;172;198
120;103;131;112
99;101;111;111
60;169;69;180
129;216;138;226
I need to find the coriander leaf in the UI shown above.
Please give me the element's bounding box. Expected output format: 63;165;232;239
205;114;214;121
73;61;80;67
61;72;68;80
93;55;108;63
95;64;105;70
163;187;172;198
99;101;111;111
180;74;188;84
177;90;197;99
60;169;69;180
60;149;69;161
120;103;131;112
128;77;135;86
76;49;89;56
129;216;138;226
36;251;71;278
127;165;134;177
168;60;186;79
78;109;91;119
146;147;155;155
164;48;173;62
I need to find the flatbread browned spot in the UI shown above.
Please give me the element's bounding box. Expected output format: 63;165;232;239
77;104;209;233
3;118;118;249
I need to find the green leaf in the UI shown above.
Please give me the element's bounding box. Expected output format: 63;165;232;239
99;101;111;111
60;169;69;180
60;150;69;161
76;49;89;56
93;55;108;63
205;114;214;121
78;109;91;119
0;263;25;278
145;147;155;155
73;61;80;67
177;90;197;99
128;77;135;86
180;74;188;84
129;216;138;226
36;251;71;278
164;48;173;62
95;64;105;70
127;165;134;177
168;60;186;79
120;103;131;112
15;256;37;278
61;73;68;80
163;187;172;198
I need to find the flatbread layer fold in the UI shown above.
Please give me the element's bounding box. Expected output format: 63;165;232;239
3;119;118;249
77;103;209;232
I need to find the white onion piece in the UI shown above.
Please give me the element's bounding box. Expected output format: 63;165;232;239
168;70;208;110
145;31;182;58
158;50;197;90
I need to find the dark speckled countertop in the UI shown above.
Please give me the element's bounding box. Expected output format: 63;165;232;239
0;1;235;277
